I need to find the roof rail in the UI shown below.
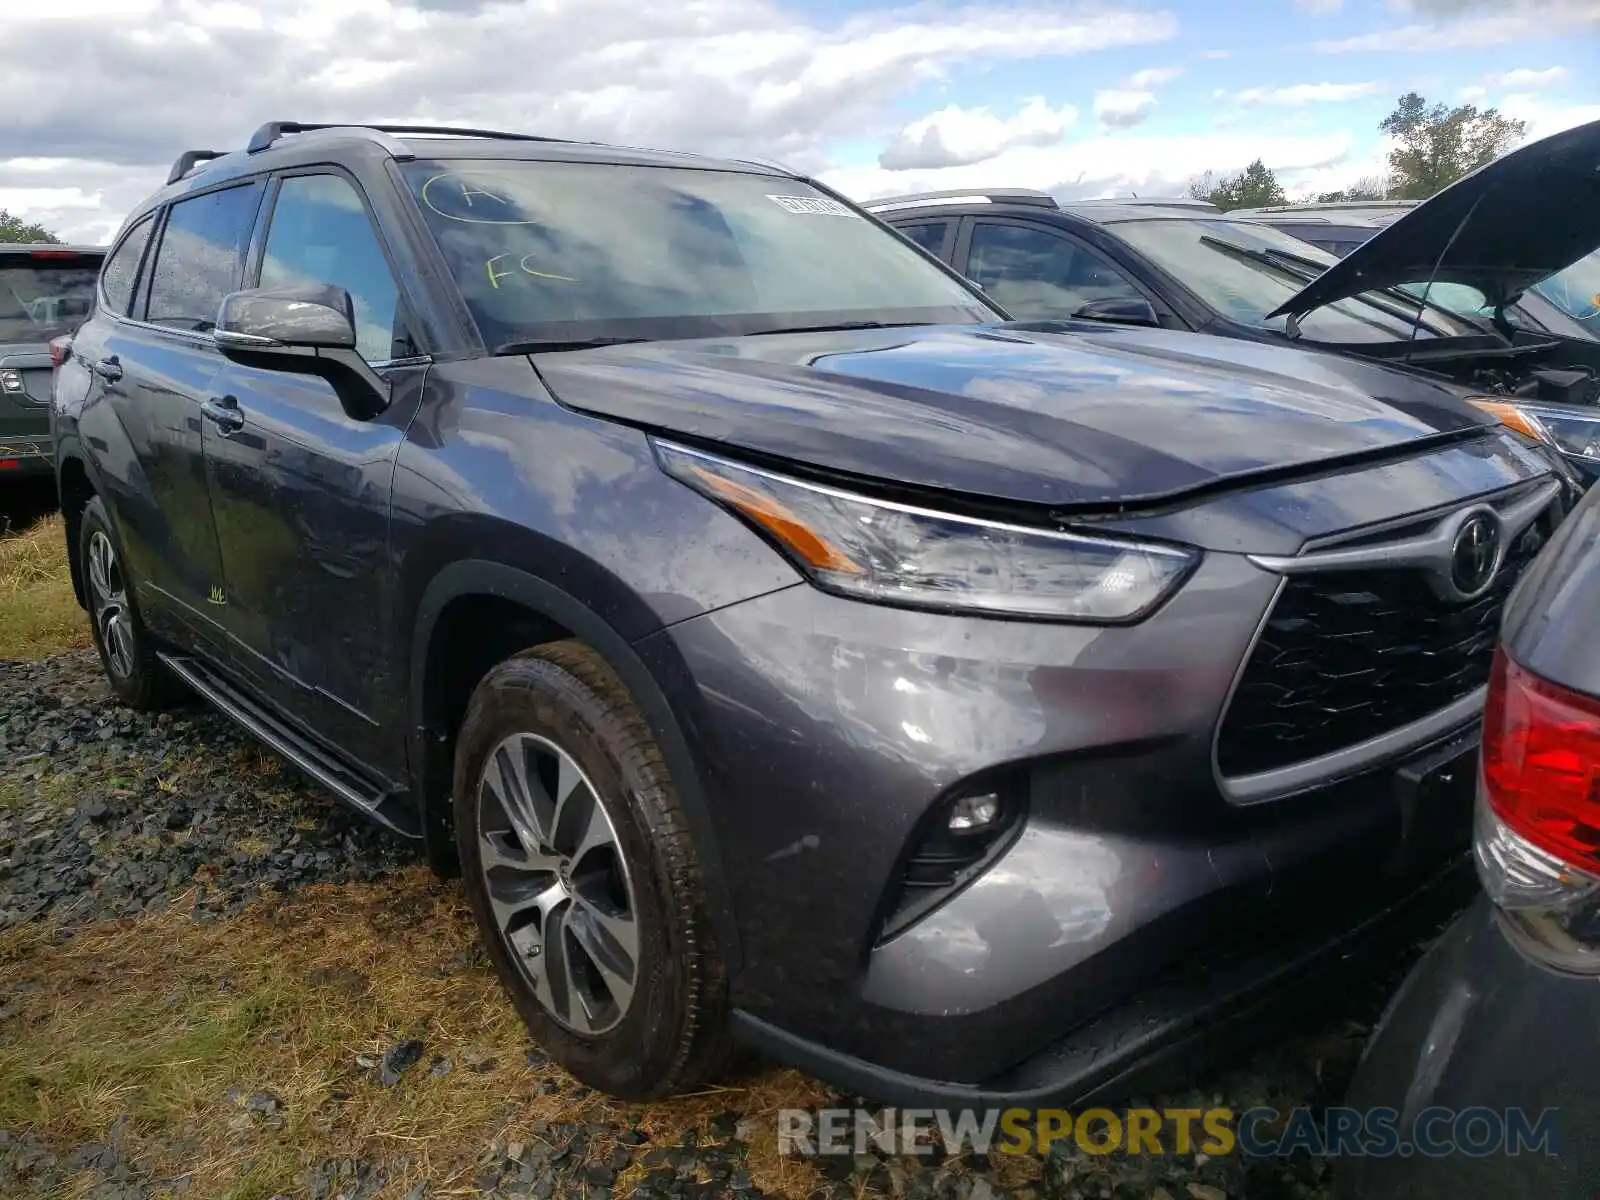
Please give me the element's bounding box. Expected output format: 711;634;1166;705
166;149;227;186
244;121;574;158
733;155;799;176
862;188;1059;213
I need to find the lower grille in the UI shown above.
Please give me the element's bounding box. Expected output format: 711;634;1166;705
1217;513;1549;779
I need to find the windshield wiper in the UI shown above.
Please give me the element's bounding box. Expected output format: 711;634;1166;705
495;336;649;355
1199;234;1322;283
744;320;935;336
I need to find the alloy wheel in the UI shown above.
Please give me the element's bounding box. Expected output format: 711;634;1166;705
87;529;136;679
476;731;640;1034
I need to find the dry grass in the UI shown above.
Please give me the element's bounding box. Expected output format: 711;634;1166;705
0;870;834;1198
0;514;89;660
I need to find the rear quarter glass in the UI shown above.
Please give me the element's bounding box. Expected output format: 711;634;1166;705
0;257;102;344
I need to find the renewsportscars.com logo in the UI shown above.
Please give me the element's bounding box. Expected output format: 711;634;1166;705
777;1106;1560;1159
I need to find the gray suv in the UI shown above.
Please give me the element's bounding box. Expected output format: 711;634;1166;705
52;120;1573;1105
0;244;102;476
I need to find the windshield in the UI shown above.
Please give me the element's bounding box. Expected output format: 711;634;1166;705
0;256;100;343
1533;249;1600;335
1110;218;1478;344
401;160;995;348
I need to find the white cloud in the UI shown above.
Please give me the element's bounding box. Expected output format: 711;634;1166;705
1294;0;1343;13
1497;94;1600;141
1232;82;1384;106
1315;0;1597;50
0;0;1180;240
1459;85;1488;102
878;98;1076;169
1125;66;1183;88
1199;48;1232;59
1094;89;1157;131
1483;66;1568;89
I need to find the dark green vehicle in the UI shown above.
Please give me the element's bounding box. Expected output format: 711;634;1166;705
0;244;103;476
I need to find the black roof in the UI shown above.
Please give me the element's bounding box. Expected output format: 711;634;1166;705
0;243;105;257
1056;200;1223;224
147;121;792;214
865;188;1222;225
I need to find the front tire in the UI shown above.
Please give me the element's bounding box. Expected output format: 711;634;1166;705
78;496;186;711
453;641;730;1099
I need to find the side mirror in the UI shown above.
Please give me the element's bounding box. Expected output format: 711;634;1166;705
1072;295;1161;327
213;284;387;419
215;284;357;351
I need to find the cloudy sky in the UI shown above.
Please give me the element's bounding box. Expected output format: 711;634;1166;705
6;0;1597;243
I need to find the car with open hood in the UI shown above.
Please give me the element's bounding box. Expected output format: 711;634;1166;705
0;243;103;477
53;120;1574;1107
871;118;1600;482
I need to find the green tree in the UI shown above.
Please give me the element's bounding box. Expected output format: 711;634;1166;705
1313;175;1389;203
0;209;61;244
1379;91;1526;200
1187;159;1288;211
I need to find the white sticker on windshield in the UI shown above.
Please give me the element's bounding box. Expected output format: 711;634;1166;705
766;194;857;217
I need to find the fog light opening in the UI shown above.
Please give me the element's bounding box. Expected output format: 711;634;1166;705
947;791;1000;835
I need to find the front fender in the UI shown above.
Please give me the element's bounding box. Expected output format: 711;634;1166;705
406;558;742;973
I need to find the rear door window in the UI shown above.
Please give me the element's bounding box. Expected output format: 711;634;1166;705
0;251;103;343
145;182;264;332
99;216;155;317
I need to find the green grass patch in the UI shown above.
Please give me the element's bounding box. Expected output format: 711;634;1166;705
0;515;89;660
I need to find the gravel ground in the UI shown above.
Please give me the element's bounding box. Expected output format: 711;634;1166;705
0;651;417;932
0;651;1372;1198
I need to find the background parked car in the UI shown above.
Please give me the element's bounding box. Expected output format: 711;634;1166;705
869;118;1600;484
1231;199;1418;258
1242;203;1600;348
0;244;103;479
1337;468;1600;1199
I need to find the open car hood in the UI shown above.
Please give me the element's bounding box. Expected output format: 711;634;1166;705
1269;117;1600;320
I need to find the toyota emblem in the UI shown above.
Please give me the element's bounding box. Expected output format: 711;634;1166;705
1449;511;1502;598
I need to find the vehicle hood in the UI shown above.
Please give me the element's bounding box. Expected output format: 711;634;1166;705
535;322;1496;509
1269;117;1600;319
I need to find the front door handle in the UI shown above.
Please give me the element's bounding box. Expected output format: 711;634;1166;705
200;394;244;434
92;356;122;382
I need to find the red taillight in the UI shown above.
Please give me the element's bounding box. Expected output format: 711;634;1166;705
0;460;18;470
1482;645;1600;874
48;336;72;368
29;249;84;260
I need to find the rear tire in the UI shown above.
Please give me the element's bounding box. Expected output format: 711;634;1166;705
78;496;186;711
453;640;731;1099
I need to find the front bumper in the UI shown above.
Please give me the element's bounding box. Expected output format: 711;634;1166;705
638;547;1488;1098
738;849;1476;1109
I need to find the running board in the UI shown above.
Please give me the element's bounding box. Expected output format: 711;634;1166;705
158;653;421;840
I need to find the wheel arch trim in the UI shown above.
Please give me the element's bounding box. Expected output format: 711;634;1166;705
407;558;741;971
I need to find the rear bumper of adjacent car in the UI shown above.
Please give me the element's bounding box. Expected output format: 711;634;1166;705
0;434;55;476
1337;895;1599;1199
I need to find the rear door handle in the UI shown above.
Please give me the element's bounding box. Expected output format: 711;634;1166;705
200;394;244;434
92;356;122;382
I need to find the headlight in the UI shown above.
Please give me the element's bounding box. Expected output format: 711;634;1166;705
1470;397;1600;461
654;440;1199;621
0;369;23;395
